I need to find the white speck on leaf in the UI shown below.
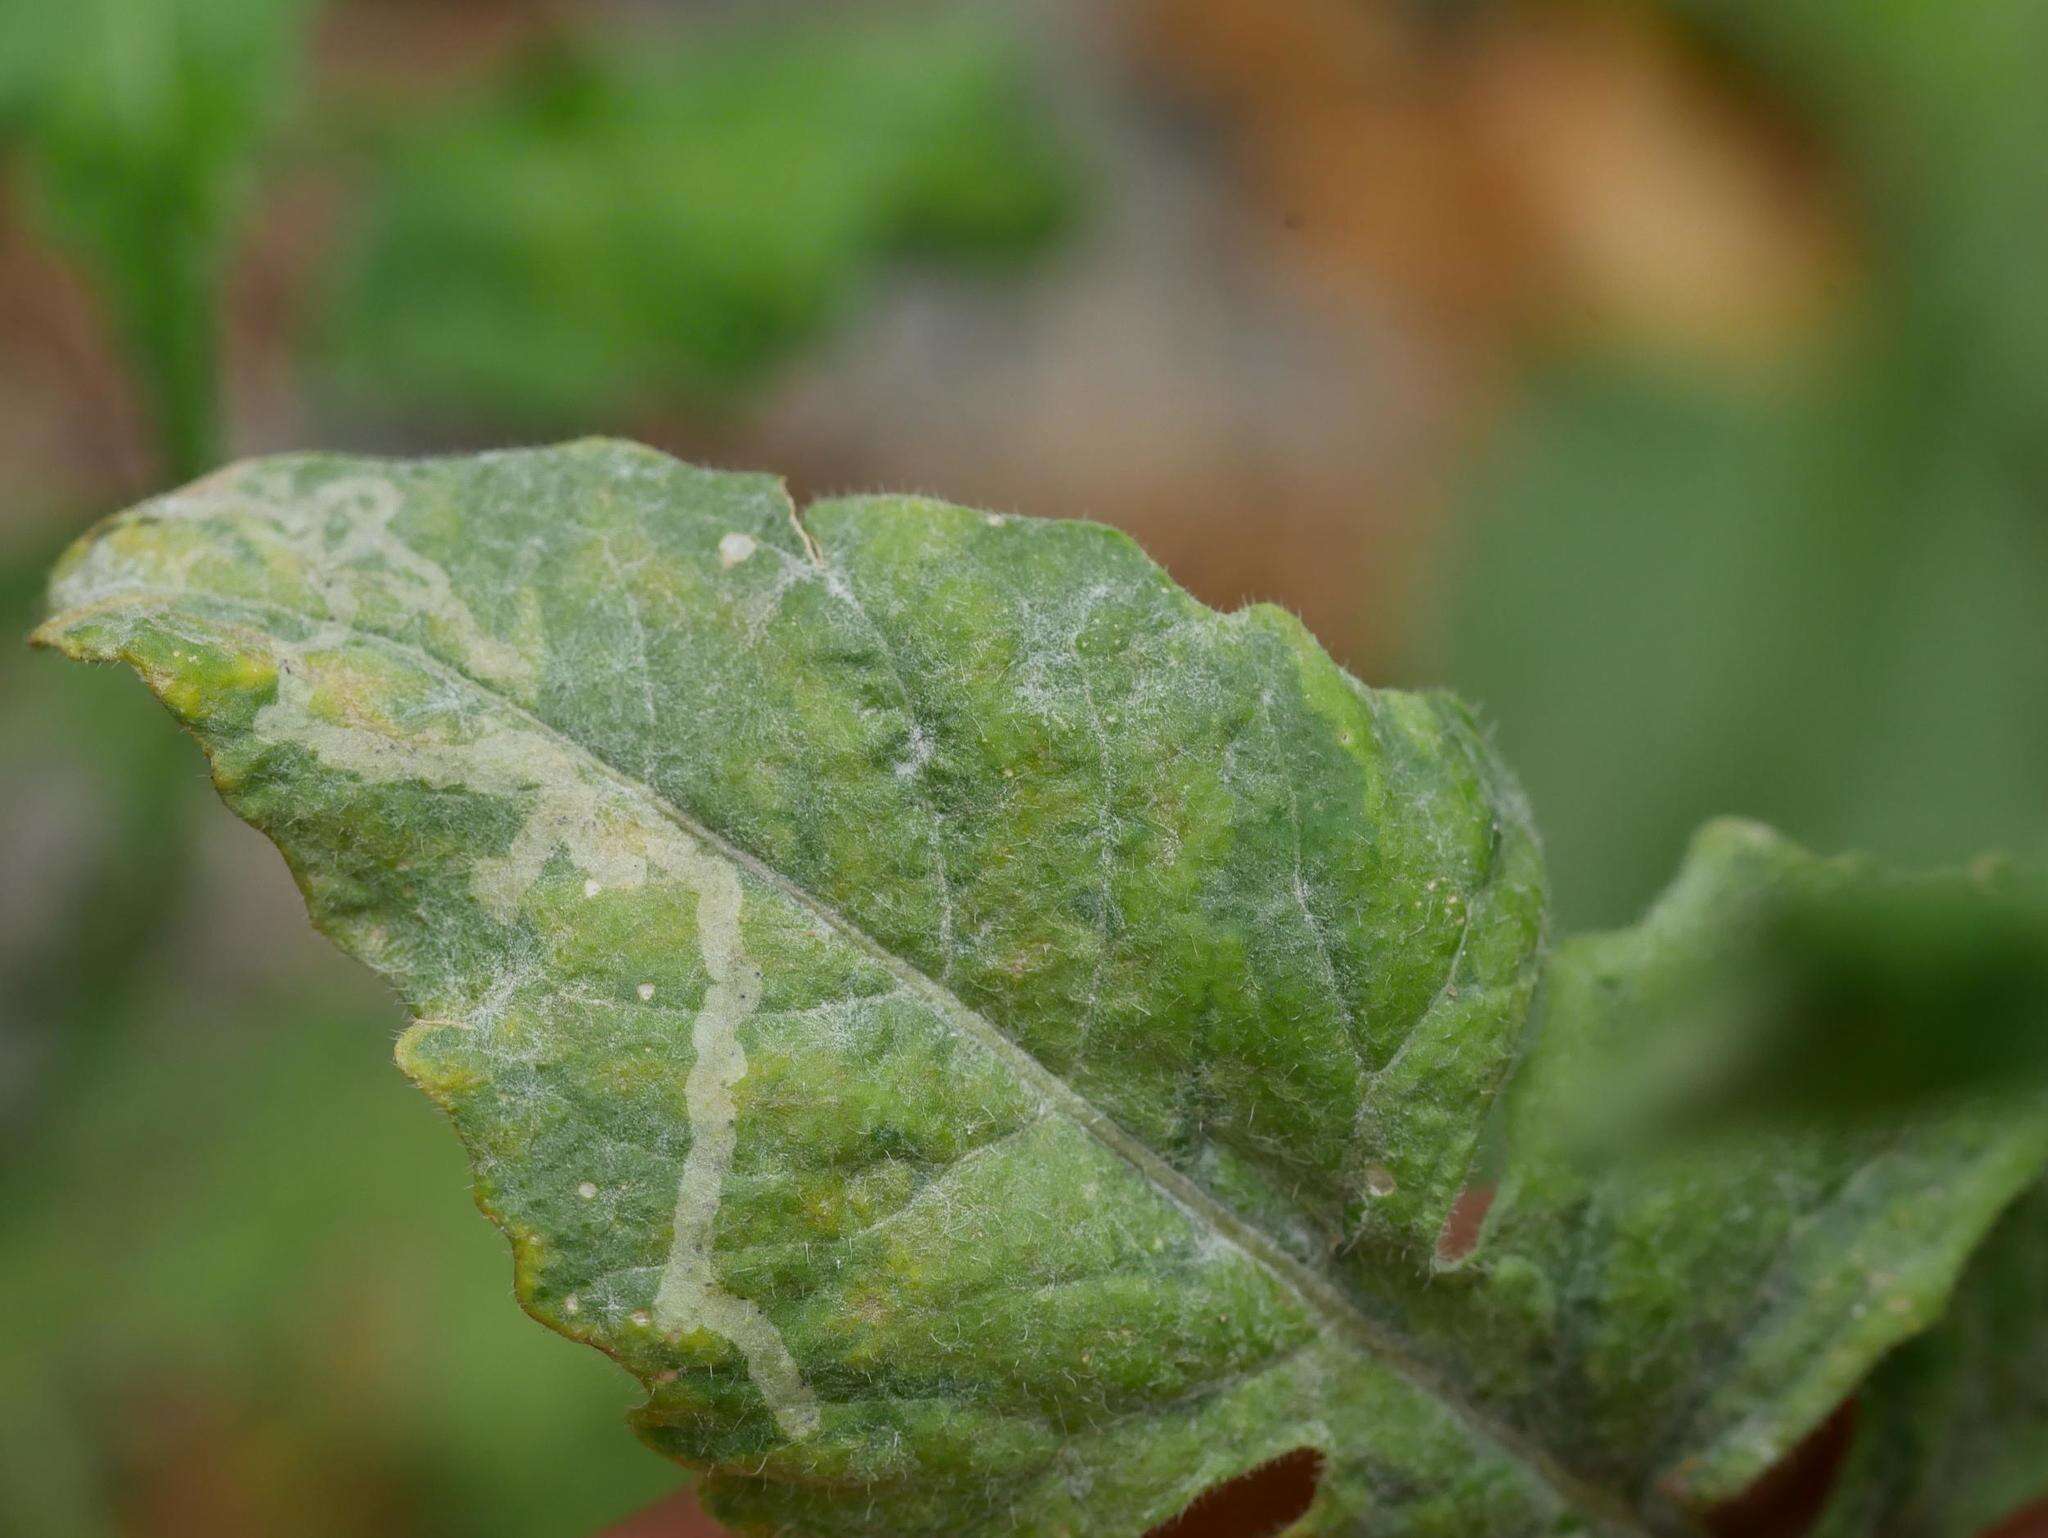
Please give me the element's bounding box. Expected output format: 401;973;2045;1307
719;532;758;568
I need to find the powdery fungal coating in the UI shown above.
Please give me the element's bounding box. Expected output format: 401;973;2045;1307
33;441;2048;1538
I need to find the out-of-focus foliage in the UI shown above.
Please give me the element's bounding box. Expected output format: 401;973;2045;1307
1712;861;2048;1119
0;537;200;1123
1830;1180;2048;1538
325;12;1077;422
1487;818;2047;1532
0;0;311;477
0;985;678;1538
1438;0;2048;929
1441;366;2048;927
1521;820;2048;1146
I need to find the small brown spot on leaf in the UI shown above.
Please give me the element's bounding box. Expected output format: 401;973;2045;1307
1435;1182;1496;1265
1143;1447;1323;1538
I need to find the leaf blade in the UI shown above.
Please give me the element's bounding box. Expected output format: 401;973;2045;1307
33;444;1579;1534
34;443;2047;1536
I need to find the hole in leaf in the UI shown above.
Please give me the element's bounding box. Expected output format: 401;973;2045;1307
1977;1500;2048;1538
1435;1182;1497;1265
596;1488;729;1537
1143;1447;1323;1538
1701;1398;1857;1538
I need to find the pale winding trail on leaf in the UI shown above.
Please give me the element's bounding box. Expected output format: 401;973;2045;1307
648;860;822;1442
59;580;1665;1535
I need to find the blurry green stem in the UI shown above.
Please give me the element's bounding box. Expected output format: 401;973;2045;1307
118;219;224;485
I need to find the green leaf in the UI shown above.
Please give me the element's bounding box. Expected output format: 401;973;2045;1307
5;0;312;478
326;12;1076;421
1815;1178;2048;1538
1652;860;2048;1125
1499;822;2048;1137
1478;821;2048;1532
31;442;2048;1536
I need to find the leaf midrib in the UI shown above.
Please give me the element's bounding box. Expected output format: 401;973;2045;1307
51;581;1661;1536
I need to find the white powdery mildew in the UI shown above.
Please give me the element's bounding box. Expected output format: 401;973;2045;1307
252;640;821;1440
77;468;538;699
293;477;536;697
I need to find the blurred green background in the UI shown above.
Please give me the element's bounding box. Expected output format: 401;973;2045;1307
1;1;2042;1534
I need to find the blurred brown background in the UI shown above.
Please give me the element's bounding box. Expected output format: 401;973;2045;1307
3;1;2044;1534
